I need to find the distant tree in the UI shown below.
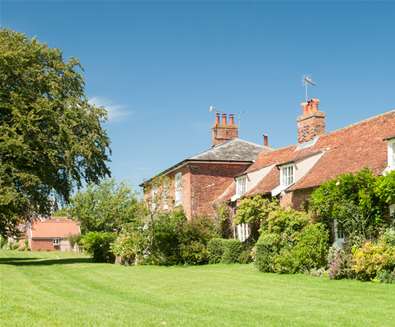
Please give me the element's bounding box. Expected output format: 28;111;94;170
0;29;111;237
69;179;144;234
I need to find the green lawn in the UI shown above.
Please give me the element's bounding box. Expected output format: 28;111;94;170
0;250;394;327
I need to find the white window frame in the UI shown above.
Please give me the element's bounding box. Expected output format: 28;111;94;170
53;238;61;246
280;164;295;187
236;223;250;242
151;186;158;212
174;172;183;206
388;139;395;170
236;175;247;197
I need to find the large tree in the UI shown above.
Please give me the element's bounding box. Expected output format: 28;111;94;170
0;29;111;236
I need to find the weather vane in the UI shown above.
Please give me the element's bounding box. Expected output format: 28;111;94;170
302;75;317;102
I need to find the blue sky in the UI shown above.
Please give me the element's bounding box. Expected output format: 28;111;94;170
2;1;395;190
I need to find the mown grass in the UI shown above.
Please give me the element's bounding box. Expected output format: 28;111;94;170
0;250;394;327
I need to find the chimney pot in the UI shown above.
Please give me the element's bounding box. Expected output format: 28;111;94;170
221;113;227;126
263;134;269;147
214;113;220;126
229;114;235;126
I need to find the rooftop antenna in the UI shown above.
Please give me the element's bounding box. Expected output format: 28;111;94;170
208;105;217;113
302;74;317;102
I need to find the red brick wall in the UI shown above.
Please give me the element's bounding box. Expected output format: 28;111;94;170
189;162;250;218
31;239;55;251
143;162;250;219
280;188;314;210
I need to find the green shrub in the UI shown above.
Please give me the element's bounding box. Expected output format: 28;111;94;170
255;208;312;273
151;210;186;265
207;238;226;264
179;241;209;265
221;239;244;264
80;231;116;263
178;216;219;265
382;228;395;246
0;235;7;249
238;248;253;264
273;224;329;274
375;269;395;284
255;232;280;272
289;223;329;272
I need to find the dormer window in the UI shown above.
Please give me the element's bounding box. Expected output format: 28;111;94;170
236;175;247;197
280;164;295;187
388;139;395;170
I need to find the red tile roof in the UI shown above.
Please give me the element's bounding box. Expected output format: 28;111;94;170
250;110;395;195
30;218;80;239
218;110;395;201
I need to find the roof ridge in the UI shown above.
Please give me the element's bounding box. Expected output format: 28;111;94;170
190;138;265;160
327;109;395;136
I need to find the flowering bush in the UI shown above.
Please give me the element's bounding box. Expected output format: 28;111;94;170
352;239;395;281
327;246;353;280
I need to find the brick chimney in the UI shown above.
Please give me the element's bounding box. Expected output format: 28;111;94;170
297;98;325;143
212;113;239;146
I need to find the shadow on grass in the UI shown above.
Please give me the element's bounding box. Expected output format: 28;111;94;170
0;257;92;266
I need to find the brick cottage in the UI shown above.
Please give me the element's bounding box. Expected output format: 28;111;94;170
141;113;271;218
142;99;395;241
22;218;81;251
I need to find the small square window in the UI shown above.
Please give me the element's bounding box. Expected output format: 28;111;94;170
53;238;61;246
280;164;295;187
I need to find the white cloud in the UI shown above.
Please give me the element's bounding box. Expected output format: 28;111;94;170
89;96;131;122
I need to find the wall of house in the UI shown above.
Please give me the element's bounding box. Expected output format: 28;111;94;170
143;166;193;218
31;239;55;251
60;239;73;252
189;162;250;218
280;188;314;210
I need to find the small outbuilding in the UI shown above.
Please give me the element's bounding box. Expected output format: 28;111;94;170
26;218;81;251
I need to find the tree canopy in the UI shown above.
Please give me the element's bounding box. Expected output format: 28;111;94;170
69;179;144;234
0;29;111;236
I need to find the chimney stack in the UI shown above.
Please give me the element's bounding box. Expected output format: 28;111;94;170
263;134;269;147
212;113;239;147
297;98;325;143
